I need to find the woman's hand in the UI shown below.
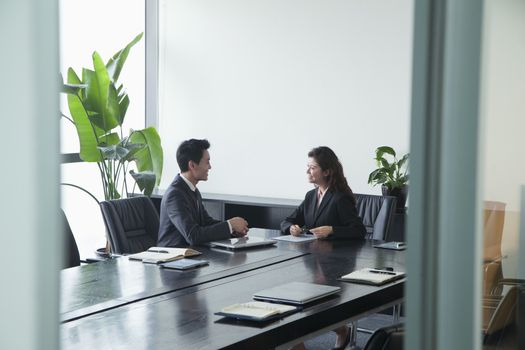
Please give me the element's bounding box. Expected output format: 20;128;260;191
310;226;333;239
290;224;303;236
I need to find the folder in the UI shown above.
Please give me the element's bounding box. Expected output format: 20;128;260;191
215;301;298;321
161;258;209;270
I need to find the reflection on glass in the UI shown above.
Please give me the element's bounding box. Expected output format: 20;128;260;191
479;1;524;348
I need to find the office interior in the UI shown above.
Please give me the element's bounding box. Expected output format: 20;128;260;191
1;0;524;349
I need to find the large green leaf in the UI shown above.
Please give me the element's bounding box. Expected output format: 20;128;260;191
129;170;156;196
91;52;119;132
129;127;163;186
82;68;99;112
118;141;145;161
397;153;409;170
62;83;87;94
66;68;102;162
375;146;396;160
107;33;143;82
117;93;130;126
98;132;120;146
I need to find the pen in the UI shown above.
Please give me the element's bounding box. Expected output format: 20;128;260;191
301;226;312;235
148;249;169;253
369;269;396;275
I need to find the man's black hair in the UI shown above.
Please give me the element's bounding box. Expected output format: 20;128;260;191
176;139;210;172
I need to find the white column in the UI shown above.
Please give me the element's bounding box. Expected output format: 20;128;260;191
0;0;60;349
407;0;483;349
146;0;159;128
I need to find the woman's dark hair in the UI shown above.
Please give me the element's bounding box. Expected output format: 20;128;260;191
308;146;356;201
177;139;210;172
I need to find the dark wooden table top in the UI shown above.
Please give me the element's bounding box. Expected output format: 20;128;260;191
61;238;405;349
61;229;308;322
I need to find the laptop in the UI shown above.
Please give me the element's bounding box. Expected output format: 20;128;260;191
253;281;341;305
209;236;277;250
373;241;406;250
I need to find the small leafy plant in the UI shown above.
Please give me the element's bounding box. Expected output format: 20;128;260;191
61;33;163;200
368;146;409;190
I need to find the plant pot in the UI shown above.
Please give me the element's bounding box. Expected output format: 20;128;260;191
382;185;408;213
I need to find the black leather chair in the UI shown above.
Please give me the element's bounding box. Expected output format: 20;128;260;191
354;193;397;240
60;209;81;269
100;196;160;254
363;323;404;350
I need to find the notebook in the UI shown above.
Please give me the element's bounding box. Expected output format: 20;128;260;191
253;282;341;305
373;241;406;250
160;258;209;270
340;268;405;286
209;236;277;250
127;247;201;264
215;301;298;321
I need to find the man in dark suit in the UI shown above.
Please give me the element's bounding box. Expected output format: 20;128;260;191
158;139;249;247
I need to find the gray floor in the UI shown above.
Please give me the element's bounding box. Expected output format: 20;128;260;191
303;313;402;350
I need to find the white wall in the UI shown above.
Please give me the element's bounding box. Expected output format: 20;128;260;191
480;0;525;277
158;0;413;199
480;0;525;212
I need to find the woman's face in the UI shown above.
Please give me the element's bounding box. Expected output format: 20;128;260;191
306;157;329;186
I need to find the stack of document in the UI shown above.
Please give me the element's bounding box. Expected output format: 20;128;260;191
340;268;405;286
272;234;317;243
128;247;201;264
216;301;297;321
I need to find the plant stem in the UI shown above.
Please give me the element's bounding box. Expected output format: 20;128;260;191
60;183;100;205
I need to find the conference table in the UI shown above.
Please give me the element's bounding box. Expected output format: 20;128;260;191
60;229;405;349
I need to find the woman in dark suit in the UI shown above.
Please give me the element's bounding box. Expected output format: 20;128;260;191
281;146;365;350
281;146;365;240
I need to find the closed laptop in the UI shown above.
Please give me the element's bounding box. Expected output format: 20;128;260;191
209;236;276;249
253;282;341;305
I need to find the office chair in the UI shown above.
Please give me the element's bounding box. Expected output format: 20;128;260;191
483;279;523;346
482;201;506;295
363;323;404;350
354;193;397;240
61;209;81;269
100;196;160;254
343;194;399;347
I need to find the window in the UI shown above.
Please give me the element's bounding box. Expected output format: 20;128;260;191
59;0;145;258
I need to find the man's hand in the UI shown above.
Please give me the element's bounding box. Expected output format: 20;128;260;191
228;217;249;236
310;226;333;239
290;224;303;236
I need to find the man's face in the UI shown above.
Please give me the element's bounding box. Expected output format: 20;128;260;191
192;150;211;182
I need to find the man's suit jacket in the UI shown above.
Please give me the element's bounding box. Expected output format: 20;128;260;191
157;174;230;247
280;188;366;239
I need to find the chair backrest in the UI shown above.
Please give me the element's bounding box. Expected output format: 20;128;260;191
100;196;160;254
482;201;506;295
364;323;404;350
484;285;519;336
354;193;397;240
60;209;81;269
483;201;506;262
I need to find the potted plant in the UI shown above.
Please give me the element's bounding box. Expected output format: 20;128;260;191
367;146;409;212
60;33;163;254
